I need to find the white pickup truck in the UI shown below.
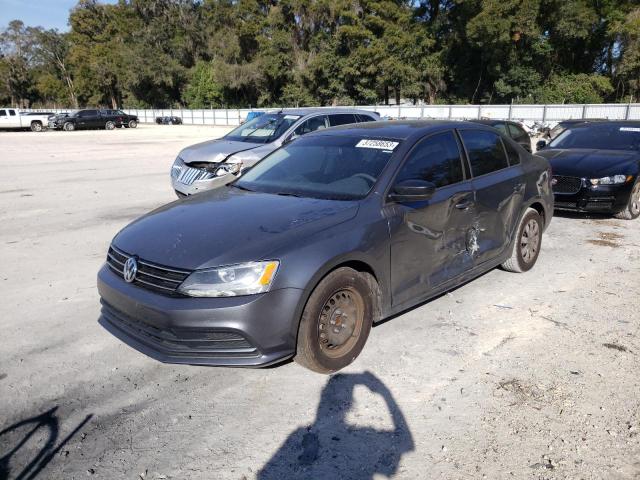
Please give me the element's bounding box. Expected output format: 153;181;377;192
0;108;50;131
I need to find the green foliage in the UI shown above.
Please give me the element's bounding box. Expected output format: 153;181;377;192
1;0;638;108
533;74;614;104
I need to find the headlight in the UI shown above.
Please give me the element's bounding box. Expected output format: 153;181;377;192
177;261;279;297
171;156;184;179
214;162;242;177
589;175;629;186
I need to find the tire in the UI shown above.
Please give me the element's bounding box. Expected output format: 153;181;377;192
63;122;75;131
30;121;43;132
105;121;115;130
501;207;542;273
128;120;137;128
614;181;640;220
294;267;379;374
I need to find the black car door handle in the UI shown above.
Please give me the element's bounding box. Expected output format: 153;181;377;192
455;200;474;210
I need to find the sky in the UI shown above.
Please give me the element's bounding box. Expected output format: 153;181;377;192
0;0;117;31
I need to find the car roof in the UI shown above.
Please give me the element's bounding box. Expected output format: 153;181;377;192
263;108;378;117
560;120;640;128
304;119;488;141
470;119;518;126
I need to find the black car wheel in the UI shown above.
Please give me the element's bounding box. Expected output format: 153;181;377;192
105;121;116;130
615;182;640;220
63;122;75;131
295;267;377;373
501;208;542;273
128;120;137;128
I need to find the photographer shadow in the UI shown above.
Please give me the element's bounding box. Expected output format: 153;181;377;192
258;371;414;480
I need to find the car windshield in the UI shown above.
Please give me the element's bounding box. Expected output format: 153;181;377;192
225;113;300;144
549;124;640;151
234;135;400;200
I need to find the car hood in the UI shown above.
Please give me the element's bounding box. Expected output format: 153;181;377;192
112;187;359;270
179;138;268;164
538;149;640;177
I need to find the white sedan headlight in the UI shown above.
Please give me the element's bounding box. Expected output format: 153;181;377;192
589;175;628;186
171;156;184;179
178;261;279;297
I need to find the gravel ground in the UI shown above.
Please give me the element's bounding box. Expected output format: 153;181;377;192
1;125;639;480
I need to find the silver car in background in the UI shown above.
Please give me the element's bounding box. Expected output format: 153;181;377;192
170;108;379;196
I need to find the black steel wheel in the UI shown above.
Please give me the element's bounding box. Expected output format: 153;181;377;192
295;267;378;373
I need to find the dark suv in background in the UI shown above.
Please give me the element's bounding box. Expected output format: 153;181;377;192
50;109;134;131
471;119;532;152
103;109;138;128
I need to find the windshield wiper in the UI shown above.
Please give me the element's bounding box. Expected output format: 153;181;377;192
231;184;255;192
272;191;302;198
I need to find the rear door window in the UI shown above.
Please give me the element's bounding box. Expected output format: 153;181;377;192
396;131;464;188
491;123;508;135
9;109;16;116
508;123;527;141
328;114;358;127
502;139;521;165
356;114;376;122
460;130;509;177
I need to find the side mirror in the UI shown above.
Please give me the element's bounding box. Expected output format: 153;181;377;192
536;139;547;150
388;179;436;202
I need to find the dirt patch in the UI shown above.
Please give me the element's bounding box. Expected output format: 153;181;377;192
587;231;624;248
495;378;563;409
603;342;630;353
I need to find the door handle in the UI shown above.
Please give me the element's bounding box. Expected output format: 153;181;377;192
455;200;474;210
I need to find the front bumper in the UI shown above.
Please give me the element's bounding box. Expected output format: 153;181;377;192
553;180;634;213
171;171;235;196
97;264;303;367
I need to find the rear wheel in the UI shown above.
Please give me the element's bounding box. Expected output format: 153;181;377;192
63;122;75;131
295;267;377;374
30;121;43;132
501;208;542;273
614;182;640;220
105;121;115;130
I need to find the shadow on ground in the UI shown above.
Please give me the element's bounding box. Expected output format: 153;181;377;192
258;371;414;480
0;407;92;480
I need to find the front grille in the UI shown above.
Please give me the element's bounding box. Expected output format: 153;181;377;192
176;165;215;185
101;301;259;357
106;246;190;296
552;175;582;194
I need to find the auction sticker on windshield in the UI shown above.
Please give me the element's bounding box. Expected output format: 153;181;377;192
356;139;400;151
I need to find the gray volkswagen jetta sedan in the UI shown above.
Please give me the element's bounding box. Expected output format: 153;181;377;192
171;108;379;197
98;121;553;373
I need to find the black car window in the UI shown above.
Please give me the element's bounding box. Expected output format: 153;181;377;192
294;116;328;136
507;123;526;140
9;109;15;116
396;131;464;188
328;114;358;127
0;109;6;116
502;139;521;165
460;130;509;176
236;135;399;200
491;123;508;135
356;114;375;122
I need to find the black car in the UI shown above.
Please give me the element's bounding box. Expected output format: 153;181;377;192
102;109;138;128
155;115;182;125
51;109;122;131
471;120;532;152
546;119;606;141
97;121;553;373
537;121;640;219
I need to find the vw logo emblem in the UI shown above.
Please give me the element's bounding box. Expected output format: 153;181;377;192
123;257;138;283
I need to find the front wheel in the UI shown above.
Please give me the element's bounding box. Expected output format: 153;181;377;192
295;267;378;374
30;121;43;132
128;120;137;128
63;122;75;131
614;182;640;220
501;208;542;273
105;121;115;130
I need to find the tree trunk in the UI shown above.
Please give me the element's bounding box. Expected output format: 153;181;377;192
395;86;400;105
384;85;389;105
